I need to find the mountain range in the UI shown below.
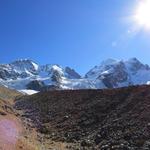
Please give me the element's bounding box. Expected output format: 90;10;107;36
0;58;150;94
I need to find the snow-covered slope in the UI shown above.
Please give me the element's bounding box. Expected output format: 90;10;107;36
0;59;82;91
19;89;39;95
1;58;150;94
85;58;150;88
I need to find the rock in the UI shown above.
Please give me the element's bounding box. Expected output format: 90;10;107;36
0;111;7;115
26;80;45;91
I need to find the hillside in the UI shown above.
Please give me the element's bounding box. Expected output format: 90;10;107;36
0;86;21;101
0;86;42;150
0;85;21;120
14;85;150;149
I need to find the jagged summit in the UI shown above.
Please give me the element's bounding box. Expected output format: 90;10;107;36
85;58;150;88
10;59;39;69
100;58;118;66
0;58;150;94
10;59;39;74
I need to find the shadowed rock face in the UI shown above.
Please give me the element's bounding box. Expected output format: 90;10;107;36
65;67;81;79
26;80;45;91
0;67;19;80
50;69;63;83
14;85;150;149
127;58;147;74
99;62;130;88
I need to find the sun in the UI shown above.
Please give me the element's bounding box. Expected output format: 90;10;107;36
134;0;150;29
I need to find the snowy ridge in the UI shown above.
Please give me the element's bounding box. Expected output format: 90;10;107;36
0;58;150;94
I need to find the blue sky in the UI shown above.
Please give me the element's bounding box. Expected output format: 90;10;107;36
0;0;150;74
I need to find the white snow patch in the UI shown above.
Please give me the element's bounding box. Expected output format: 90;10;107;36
19;89;39;95
32;62;39;70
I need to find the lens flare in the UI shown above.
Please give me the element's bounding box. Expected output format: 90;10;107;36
134;0;150;29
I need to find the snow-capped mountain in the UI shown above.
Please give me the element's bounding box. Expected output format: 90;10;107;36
0;59;39;80
85;58;150;88
1;58;150;94
0;59;82;92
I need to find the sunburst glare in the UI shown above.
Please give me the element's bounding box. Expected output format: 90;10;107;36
134;0;150;30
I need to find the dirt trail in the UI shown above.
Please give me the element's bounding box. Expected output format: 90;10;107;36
0;86;41;150
0;115;22;150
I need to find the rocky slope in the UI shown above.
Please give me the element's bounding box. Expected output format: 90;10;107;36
1;83;150;149
14;85;150;149
1;58;150;93
0;86;43;150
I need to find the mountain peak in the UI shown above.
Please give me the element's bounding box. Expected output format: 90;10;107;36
126;57;141;64
10;59;39;71
100;58;118;66
11;58;35;63
11;58;38;65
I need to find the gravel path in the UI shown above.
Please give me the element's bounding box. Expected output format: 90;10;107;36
0;115;22;150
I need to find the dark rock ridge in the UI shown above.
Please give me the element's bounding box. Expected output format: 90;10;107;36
99;61;129;88
26;80;45;91
65;67;81;79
